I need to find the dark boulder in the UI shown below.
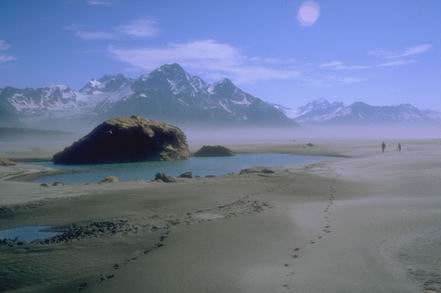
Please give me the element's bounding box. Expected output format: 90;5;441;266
53;116;189;164
193;145;234;157
154;172;176;183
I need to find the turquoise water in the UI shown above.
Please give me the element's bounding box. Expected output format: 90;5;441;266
33;153;331;184
0;226;62;242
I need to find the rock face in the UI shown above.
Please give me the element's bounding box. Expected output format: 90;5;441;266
193;145;234;157
53;116;189;164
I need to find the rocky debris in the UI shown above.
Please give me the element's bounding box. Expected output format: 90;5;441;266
0;200;47;216
239;167;275;174
154;172;176;183
36;221;135;245
306;142;315;147
100;176;119;183
0;220;168;248
0;238;24;247
40;183;49;187
53;116;190;164
193;145;234;157
0;157;16;166
178;171;193;178
216;198;271;217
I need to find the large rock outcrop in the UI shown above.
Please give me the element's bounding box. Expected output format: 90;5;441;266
53;116;189;164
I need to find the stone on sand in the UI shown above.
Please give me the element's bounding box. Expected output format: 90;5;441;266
100;176;120;183
239;167;275;174
0;157;16;166
193;145;234;157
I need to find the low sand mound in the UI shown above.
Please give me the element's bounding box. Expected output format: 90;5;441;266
53;116;189;164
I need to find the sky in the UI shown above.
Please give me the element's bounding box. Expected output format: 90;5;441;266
0;0;440;111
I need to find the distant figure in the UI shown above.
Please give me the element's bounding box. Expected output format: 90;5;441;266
397;142;402;152
381;141;386;153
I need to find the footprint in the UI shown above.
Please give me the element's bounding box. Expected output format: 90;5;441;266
292;254;298;258
293;247;300;251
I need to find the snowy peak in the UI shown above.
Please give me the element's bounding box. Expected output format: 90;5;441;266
133;63;208;97
1;85;78;116
80;74;131;95
156;63;187;77
295;99;438;125
296;98;345;117
210;78;237;95
295;98;345;124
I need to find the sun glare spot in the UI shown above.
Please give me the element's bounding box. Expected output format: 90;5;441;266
297;1;321;27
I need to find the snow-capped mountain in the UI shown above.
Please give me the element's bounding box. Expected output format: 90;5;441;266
2;85;78;116
294;99;439;125
294;98;345;124
0;63;296;127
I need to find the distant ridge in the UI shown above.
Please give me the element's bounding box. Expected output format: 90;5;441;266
0;64;296;128
292;98;441;125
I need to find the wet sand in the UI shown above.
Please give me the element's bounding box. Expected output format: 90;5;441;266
0;140;440;292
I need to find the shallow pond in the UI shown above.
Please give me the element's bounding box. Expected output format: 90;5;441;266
33;153;331;184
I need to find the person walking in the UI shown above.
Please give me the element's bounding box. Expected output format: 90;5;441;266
397;142;402;152
381;141;386;153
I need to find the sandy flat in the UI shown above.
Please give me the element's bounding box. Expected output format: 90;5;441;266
0;140;440;292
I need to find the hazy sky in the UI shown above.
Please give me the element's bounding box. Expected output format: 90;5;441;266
0;0;440;110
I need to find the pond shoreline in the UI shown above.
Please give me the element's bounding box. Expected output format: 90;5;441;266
11;152;338;184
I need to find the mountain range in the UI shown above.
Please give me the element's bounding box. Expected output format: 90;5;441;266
281;98;441;125
0;64;295;128
1;64;439;129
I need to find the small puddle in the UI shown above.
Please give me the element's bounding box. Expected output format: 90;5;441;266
195;213;224;220
0;225;62;242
